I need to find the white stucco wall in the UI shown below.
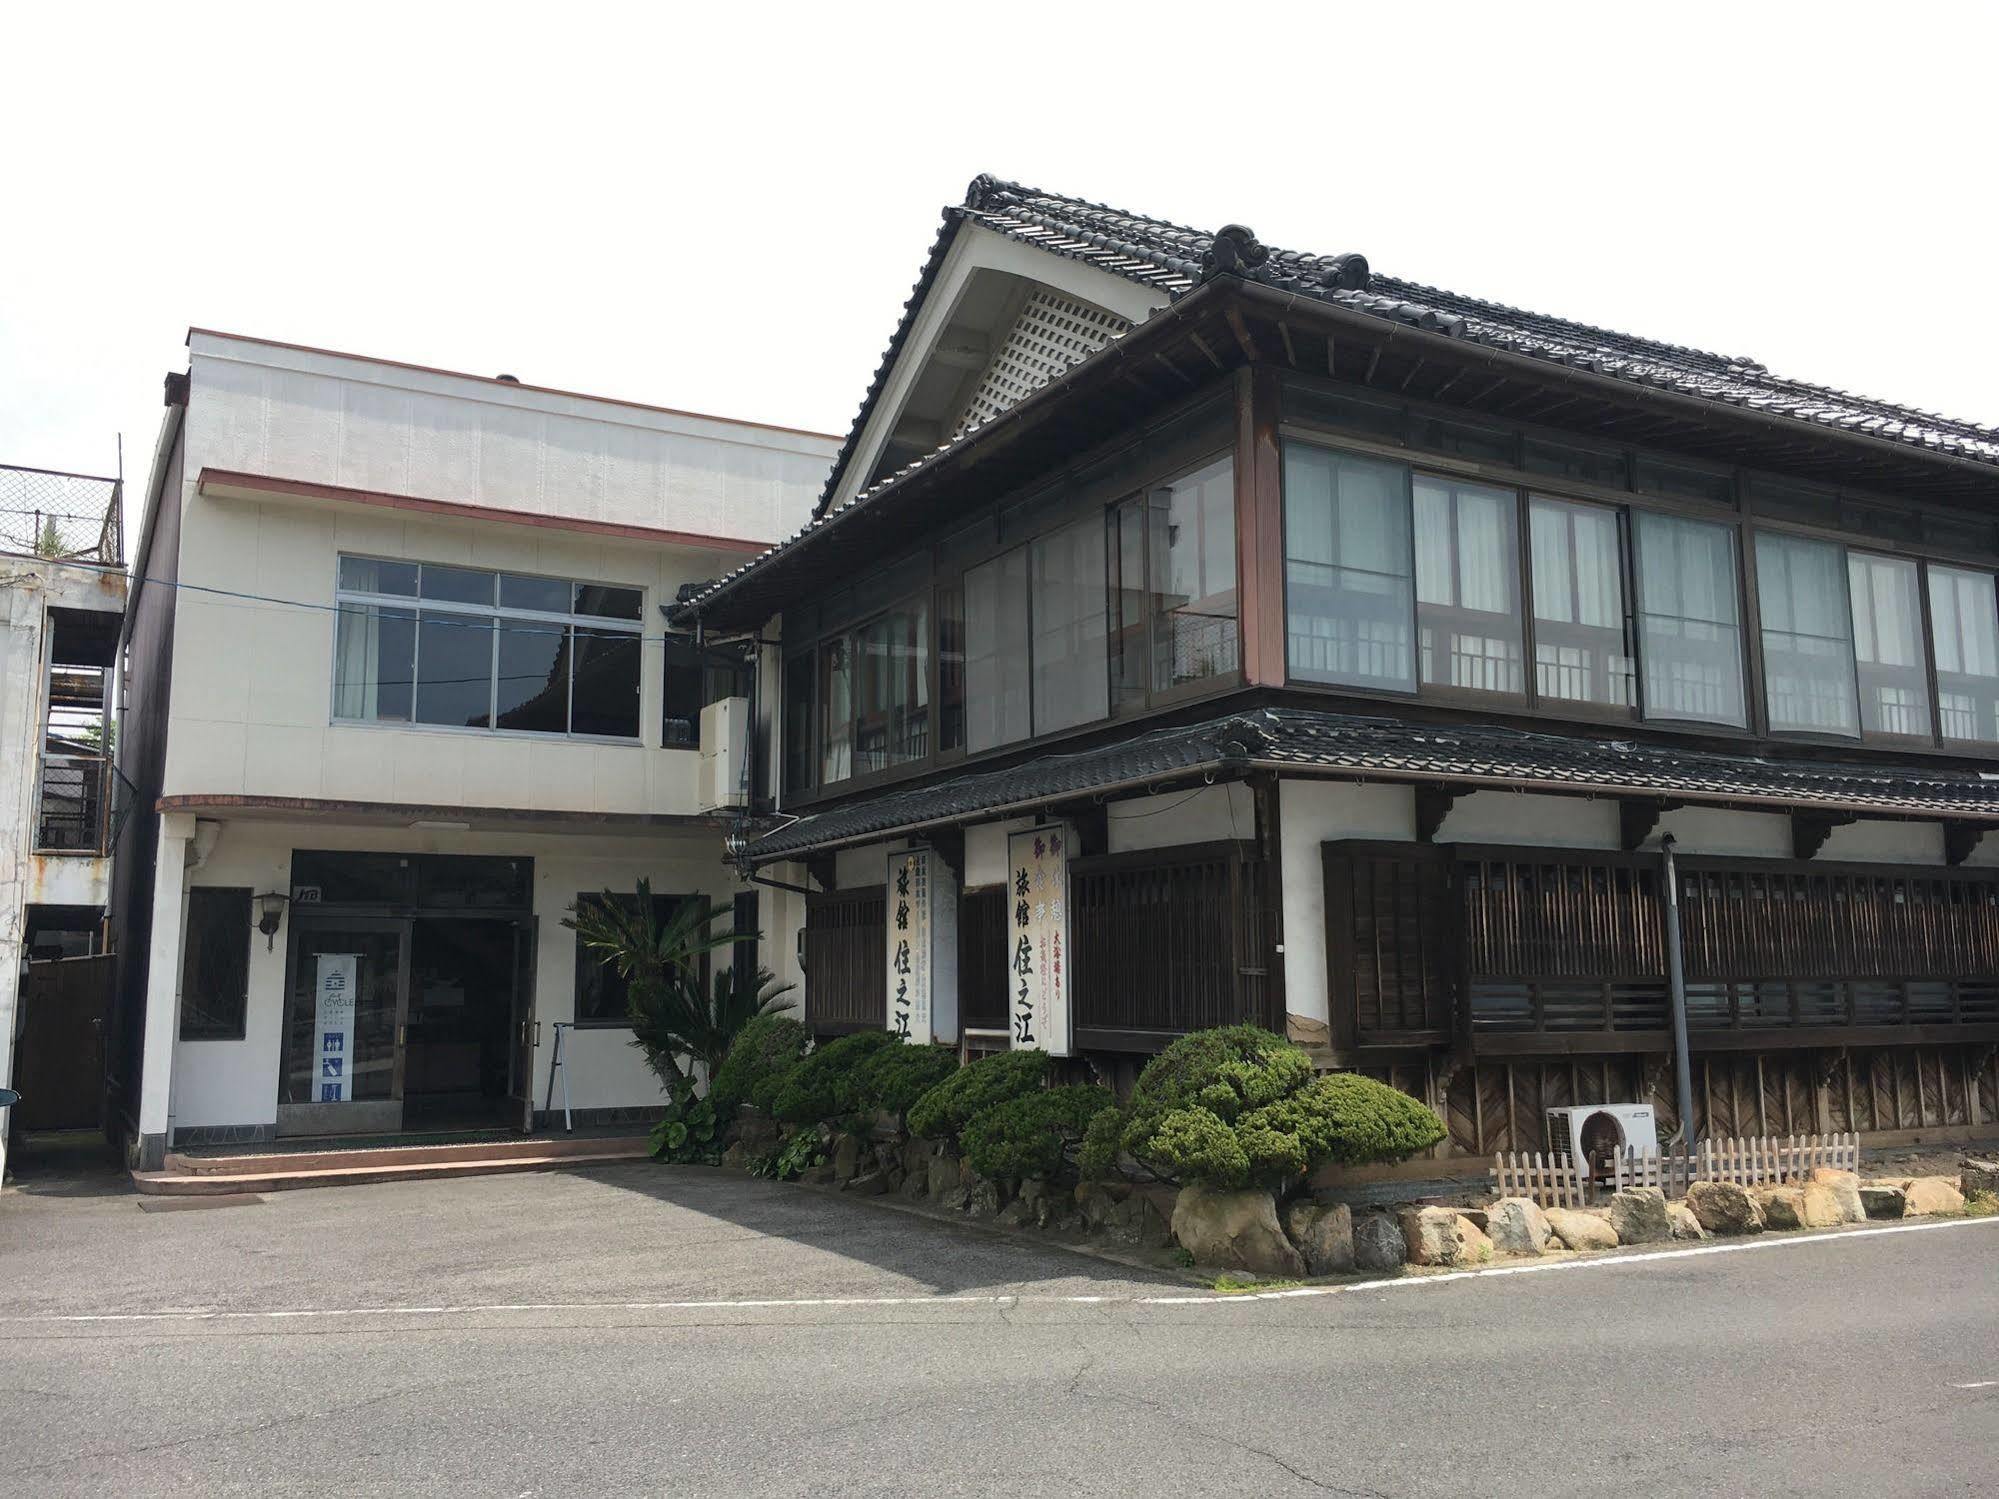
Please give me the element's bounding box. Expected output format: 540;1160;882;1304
158;817;784;1136
1106;783;1254;853
159;336;836;818
1431;789;1622;851
1652;804;1795;859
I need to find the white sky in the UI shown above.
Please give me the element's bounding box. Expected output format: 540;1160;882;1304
4;2;1994;523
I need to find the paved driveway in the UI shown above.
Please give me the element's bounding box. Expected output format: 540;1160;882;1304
3;1147;1997;1497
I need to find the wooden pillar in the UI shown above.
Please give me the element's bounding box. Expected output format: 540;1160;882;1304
1232;364;1287;688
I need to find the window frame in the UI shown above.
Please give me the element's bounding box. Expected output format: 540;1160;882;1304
178;885;253;1042
332;556;645;745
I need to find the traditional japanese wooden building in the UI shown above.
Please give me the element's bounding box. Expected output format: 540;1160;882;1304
674;177;1999;1159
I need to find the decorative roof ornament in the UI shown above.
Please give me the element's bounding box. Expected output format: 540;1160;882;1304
1318;252;1371;291
1201;223;1269;279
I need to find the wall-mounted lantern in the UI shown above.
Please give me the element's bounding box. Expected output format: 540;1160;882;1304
255;891;291;950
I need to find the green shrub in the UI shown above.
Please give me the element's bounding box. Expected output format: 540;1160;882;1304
1118;1026;1445;1189
770;1030;902;1125
648;1079;722;1164
905;1048;1053;1142
1076;1101;1127;1181
748;1129;825;1182
960;1085;1115;1181
709;1013;810;1122
850;1042;960;1116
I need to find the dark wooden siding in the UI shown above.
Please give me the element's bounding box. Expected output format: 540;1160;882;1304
1322;842;1455;1047
801;885;885;1035
958;885;1008;1032
1070;841;1277;1045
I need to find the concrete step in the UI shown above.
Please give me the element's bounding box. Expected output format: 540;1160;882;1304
137;1136;651;1196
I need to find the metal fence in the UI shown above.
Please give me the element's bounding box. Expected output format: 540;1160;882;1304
0;464;123;565
34;755;132;855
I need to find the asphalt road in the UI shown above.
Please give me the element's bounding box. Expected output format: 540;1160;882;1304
2;1149;1996;1497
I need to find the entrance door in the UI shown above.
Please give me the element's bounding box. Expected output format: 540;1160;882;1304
278;918;408;1137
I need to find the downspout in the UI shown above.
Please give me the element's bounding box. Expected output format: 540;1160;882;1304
1659;834;1697;1152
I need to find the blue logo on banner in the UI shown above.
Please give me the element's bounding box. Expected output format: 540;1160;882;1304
320;1083;341;1102
321;1057;343;1079
321;1032;344;1053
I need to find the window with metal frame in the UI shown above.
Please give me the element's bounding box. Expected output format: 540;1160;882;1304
1755;531;1860;737
333;557;642;741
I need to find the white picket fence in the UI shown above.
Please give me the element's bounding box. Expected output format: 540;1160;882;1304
1491;1132;1861;1209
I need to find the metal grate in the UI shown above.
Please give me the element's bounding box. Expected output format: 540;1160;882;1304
954;289;1130;436
0;464;123;565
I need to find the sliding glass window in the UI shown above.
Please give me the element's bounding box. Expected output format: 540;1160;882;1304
1283;444;1415;691
1633;513;1746;727
1754;533;1859;737
854;598;930;775
1847;552;1931;739
1414;477;1523;698
1149;457;1238;693
334;558;641;740
1528;496;1633;712
1929;565;1999;745
818;635;852;784
1031;516;1109;735
964;548;1031;753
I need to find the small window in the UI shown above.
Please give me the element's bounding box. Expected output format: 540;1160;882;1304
1636;457;1735;507
1523;438;1628;490
420;564;496;606
499;573;572;614
574;584;643;621
1414;476;1523;698
1930;565;1999;745
573;891;705;1024
1529;496;1634;712
338;557;418;597
570;629;642;739
1634;512;1747;727
180;887;252;1041
1847;552;1930;739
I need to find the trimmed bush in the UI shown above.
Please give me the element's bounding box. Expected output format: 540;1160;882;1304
849;1042;961;1117
709;1013;810;1122
1118;1026;1445;1189
770;1030;902;1125
960;1085;1115;1182
906;1048;1053;1143
1076;1102;1126;1181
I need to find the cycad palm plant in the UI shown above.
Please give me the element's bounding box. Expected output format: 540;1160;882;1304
562;880;792;1092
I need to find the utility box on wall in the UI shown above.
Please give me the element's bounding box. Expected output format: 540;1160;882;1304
697;697;749;812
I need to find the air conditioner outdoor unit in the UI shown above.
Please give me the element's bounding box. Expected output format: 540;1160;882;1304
696;697;749;813
1546;1103;1658;1179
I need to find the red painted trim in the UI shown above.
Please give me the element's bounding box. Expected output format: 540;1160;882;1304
195;469;770;555
185;327;840;443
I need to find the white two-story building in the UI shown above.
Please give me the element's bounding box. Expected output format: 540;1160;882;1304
112;332;835;1169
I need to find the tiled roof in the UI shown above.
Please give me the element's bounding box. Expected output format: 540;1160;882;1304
958;178;1999;469
739;707;1999;863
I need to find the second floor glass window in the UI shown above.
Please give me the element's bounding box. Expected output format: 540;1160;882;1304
1634;513;1746;728
1414;476;1523;698
964;547;1031;754
1847;552;1930;739
1032;515;1109;734
1529;495;1633;711
1150;457;1238;692
1930;565;1999;745
1283;445;1414;691
1755;532;1859;737
855;599;930;774
334;558;641;740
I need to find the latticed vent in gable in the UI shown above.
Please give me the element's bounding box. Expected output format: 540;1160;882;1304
954;289;1130;436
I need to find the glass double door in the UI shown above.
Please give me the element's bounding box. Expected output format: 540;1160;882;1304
279;914;536;1138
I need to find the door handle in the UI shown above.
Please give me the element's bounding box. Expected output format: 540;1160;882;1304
396;1024;406;1047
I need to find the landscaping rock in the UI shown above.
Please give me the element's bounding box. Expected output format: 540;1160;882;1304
1904;1176;1966;1217
720;1141;750;1172
1798;1181;1848;1228
831;1134;862;1184
1171;1187;1306;1278
1807;1168;1866;1224
1960;1158;1999;1198
1397;1206;1485;1267
1608;1187;1673;1245
967;1180;1003;1218
1352;1211;1407;1271
801;1162;837;1186
1545;1207;1619;1251
1075;1181;1125;1234
1687;1180;1764;1235
1017;1179;1053;1229
939;1185;972;1214
847;1170;890;1197
1107;1191;1172;1250
1457;1207;1490;1234
1483;1197;1552;1256
1283;1201;1355;1275
996;1198;1034;1228
1667;1201;1708;1241
1860;1183;1906;1219
1755;1185;1806;1230
927;1154;961;1205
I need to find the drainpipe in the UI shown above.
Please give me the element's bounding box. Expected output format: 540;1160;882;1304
1659;834;1697;1152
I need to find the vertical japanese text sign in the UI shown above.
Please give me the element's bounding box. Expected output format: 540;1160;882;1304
886;847;959;1045
1006;825;1072;1057
313;952;359;1103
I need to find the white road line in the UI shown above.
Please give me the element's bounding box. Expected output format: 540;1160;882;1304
1952;1381;1998;1390
6;1214;1993;1328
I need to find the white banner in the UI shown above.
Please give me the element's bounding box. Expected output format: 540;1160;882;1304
313;952;360;1104
1006;825;1071;1057
887;847;960;1045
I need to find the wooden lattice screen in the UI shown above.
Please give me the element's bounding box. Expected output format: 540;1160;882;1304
958;885;1008;1033
802;885;886;1034
1321;841;1455;1048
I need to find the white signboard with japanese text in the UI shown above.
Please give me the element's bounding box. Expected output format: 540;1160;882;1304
1006;825;1072;1057
313;952;360;1104
887;847;959;1045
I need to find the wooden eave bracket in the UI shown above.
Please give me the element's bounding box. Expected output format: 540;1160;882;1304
803;854;837;893
1619;797;1685;852
1944;820;1985;867
1791;811;1858;862
1414;784;1462;844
